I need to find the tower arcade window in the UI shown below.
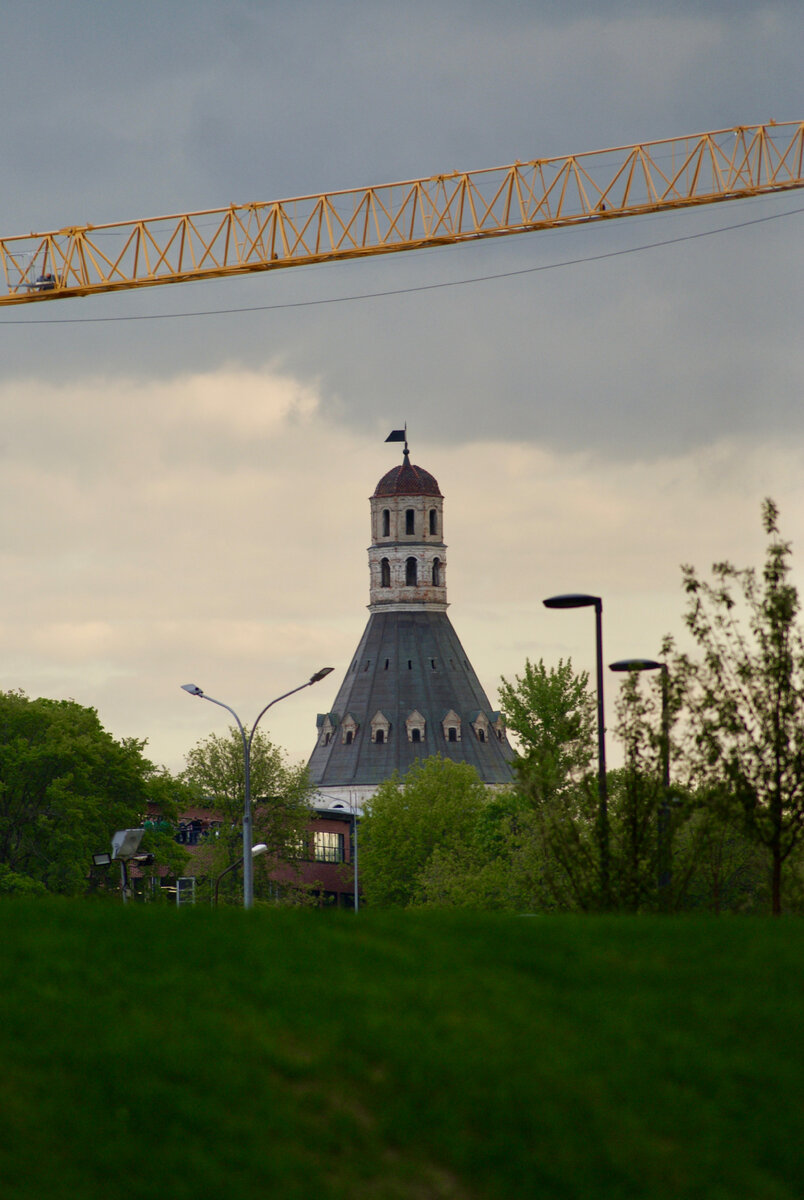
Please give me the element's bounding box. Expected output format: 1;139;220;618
382;509;390;536
432;558;441;586
406;557;418;586
381;558;391;587
429;509;437;535
406;508;415;535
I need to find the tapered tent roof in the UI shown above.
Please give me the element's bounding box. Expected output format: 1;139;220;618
308;440;514;798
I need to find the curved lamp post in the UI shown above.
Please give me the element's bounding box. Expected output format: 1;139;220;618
181;667;334;909
609;657;671;906
214;843;268;907
543;593;609;907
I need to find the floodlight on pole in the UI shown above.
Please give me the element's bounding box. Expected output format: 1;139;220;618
609;656;672;905
543;592;609;908
181;668;334;909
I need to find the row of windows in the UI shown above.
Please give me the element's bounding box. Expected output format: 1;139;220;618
322;720;504;747
380;557;442;587
380;507;439;537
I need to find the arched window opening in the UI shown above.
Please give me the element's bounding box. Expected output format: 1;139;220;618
429;509;437;535
382;508;390;536
345;730;353;745
448;727;457;742
384;658;390;670
477;729;486;742
406;508;415;535
406;557;417;586
381;558;391;587
324;732;331;745
375;729;384;744
432;558;441;586
411;728;421;743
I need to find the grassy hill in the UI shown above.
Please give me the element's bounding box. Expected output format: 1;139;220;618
0;902;801;1199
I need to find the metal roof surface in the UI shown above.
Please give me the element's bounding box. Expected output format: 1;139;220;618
307;610;514;787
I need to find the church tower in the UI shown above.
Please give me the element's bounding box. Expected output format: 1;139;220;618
308;436;514;809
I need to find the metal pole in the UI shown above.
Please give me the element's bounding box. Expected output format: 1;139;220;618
353;805;359;913
593;599;610;909
658;664;671;905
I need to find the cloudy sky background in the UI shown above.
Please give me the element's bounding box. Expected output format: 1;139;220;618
1;1;802;771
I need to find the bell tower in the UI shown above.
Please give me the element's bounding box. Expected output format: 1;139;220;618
308;435;513;810
368;438;447;612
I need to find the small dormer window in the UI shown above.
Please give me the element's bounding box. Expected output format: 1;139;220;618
406;508;415;535
382;509;390;537
370;711;391;744
472;713;491;743
342;715;359;745
441;710;461;743
405;710;426;743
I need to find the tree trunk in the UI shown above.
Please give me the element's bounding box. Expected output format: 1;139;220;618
771;847;782;916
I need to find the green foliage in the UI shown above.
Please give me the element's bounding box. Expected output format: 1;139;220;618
0;689;175;895
499;656;595;804
499;658;600;910
360;756;503;907
2;903;803;1200
677;498;804;913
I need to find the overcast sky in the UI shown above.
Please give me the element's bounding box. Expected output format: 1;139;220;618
1;1;803;772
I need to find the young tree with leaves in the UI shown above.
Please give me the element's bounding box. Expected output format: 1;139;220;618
181;725;312;900
678;499;804;914
498;658;599;910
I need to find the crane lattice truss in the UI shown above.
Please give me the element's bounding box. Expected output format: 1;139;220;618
2;121;802;306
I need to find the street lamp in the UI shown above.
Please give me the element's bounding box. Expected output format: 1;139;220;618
214;843;268;907
181;667;334;909
543;593;609;907
609;657;671;906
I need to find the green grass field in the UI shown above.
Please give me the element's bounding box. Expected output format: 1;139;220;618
0;903;801;1199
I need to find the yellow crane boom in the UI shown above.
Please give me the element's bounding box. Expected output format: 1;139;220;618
2;121;802;306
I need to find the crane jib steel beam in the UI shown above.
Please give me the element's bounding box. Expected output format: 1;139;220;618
1;121;802;306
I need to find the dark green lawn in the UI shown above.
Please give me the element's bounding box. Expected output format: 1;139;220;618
0;902;801;1199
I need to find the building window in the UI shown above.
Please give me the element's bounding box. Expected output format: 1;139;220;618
477;729;486;742
429;508;437;535
406;508;415;535
345;730;353;744
448;727;457;742
382;508;390;536
381;558;391;587
406;557;417;586
375;729;384;744
432;558;441;586
411;728;421;743
314;831;345;863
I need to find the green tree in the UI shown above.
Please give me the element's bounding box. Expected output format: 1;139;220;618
678;498;804;914
181;725;312;900
360;757;496;907
0;690;177;895
499;657;595;804
499;658;599;910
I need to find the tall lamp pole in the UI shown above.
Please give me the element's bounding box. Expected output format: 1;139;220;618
182;667;334;909
543;593;609;908
609;658;671;907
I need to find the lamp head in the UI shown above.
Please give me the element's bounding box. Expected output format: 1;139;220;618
181;683;204;697
309;667;334;684
609;658;666;673
543;593;601;610
251;843;269;858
